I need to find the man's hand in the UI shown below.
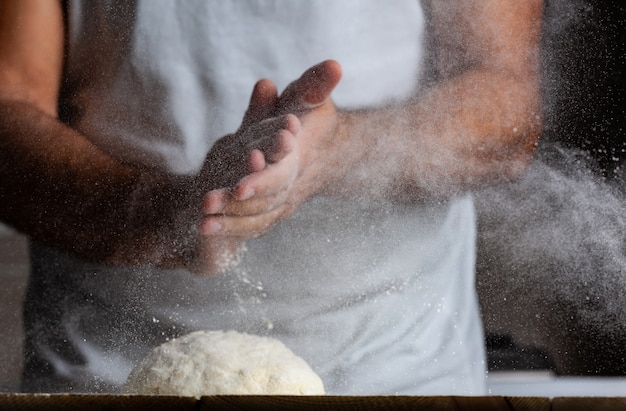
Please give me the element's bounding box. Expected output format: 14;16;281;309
190;60;342;275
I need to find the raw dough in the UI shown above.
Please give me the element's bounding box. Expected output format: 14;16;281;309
123;330;325;396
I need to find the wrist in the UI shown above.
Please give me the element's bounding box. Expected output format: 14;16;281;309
112;170;199;269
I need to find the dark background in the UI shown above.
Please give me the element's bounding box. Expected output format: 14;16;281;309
478;0;626;376
541;0;625;179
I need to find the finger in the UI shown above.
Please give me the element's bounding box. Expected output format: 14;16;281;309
252;126;297;164
278;59;342;113
203;166;293;219
202;169;292;216
213;115;294;190
202;187;230;215
198;203;292;238
246;149;266;174
242;79;279;129
232;154;298;201
264;128;296;163
241;114;299;164
219;186;291;218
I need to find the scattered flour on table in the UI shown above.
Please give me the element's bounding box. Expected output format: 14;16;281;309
123;330;325;396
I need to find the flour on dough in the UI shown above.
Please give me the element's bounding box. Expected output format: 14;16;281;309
123;330;325;396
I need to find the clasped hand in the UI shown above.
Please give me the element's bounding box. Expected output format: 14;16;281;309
189;60;342;275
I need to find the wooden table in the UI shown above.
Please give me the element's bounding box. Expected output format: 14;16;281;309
2;394;626;410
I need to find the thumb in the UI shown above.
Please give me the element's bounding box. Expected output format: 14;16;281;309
278;59;342;113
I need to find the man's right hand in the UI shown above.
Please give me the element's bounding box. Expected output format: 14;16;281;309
190;61;343;276
189;79;301;275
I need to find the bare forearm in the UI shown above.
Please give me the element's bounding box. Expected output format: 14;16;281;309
328;66;541;202
0;99;196;266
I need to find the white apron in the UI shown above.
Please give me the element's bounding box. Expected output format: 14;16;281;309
22;0;486;395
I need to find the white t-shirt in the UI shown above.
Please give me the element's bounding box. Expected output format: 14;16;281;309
22;0;486;395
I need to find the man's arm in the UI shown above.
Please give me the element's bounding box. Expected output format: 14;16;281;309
340;0;543;201
0;0;299;271
0;0;158;263
0;0;212;267
327;0;543;201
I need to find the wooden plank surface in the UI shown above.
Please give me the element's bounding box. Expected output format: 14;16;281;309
0;394;197;411
505;397;550;411
553;397;626;411
198;395;549;410
199;395;459;410
1;394;625;410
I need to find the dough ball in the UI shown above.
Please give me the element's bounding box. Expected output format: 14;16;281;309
123;330;325;396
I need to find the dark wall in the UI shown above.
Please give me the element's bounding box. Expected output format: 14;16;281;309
477;0;626;376
541;0;626;181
